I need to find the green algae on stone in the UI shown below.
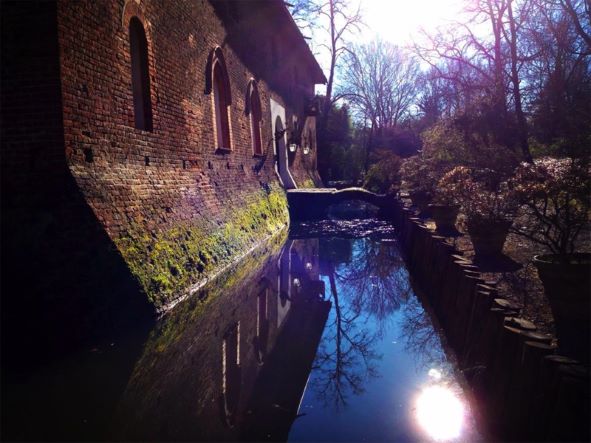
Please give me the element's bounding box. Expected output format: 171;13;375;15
144;228;287;354
115;186;288;308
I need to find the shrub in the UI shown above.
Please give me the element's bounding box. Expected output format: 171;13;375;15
399;155;438;196
363;150;402;193
438;166;518;225
509;157;591;256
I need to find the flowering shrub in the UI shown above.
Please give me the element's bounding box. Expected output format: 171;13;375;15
508;157;590;256
438;166;518;225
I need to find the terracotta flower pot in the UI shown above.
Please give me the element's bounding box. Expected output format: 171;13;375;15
429;204;459;232
466;218;511;257
534;253;591;363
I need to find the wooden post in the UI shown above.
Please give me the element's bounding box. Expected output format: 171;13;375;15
462;289;494;368
448;274;483;354
544;363;590;441
509;340;556;440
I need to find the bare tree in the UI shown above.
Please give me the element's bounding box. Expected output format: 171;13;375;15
287;0;363;129
338;39;420;166
414;0;534;162
555;0;591;48
522;0;591;155
341;40;421;130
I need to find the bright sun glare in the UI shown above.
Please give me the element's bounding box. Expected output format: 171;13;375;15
416;385;465;441
362;0;464;44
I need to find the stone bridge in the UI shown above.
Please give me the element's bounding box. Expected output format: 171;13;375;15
286;187;396;220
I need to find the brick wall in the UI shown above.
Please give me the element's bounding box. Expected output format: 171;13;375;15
1;0;155;365
57;1;320;234
1;0;324;358
56;0;323;308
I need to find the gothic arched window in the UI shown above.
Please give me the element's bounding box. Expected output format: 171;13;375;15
129;17;153;131
246;80;263;156
208;47;232;151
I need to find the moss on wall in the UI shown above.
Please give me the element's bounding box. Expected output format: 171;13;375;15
114;186;288;309
141;228;286;354
300;178;316;189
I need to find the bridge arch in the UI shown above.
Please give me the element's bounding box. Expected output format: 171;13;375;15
286;188;396;220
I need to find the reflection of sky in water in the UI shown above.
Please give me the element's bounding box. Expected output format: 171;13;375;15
288;237;480;442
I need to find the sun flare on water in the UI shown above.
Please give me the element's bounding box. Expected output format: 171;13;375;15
415;384;465;441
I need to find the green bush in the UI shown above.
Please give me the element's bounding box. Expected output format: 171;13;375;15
363;150;402;193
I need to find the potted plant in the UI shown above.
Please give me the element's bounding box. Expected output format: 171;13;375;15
439;166;517;257
509;157;591;362
400;155;437;217
429;181;460;233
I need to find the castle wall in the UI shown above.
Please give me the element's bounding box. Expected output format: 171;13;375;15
1;0;324;357
55;0;321;309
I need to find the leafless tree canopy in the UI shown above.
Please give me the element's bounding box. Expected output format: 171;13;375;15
290;0;590;181
339;40;421;131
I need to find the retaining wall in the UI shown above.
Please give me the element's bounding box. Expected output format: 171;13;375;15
390;200;590;441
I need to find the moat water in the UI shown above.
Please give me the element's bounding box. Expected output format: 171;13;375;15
3;216;482;441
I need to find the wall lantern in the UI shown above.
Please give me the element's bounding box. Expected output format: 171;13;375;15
303;145;310;155
289;143;297;152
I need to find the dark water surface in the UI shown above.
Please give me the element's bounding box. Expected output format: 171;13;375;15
2;219;482;441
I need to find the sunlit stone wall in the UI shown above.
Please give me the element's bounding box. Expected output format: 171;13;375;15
23;0;327;306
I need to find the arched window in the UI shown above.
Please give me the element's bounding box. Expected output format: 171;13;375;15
207;47;232;151
129;17;152;131
246;80;263;156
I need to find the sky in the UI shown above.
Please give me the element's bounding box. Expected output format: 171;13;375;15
309;0;466;94
360;0;465;45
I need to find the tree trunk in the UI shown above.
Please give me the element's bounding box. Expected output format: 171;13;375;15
319;0;336;135
508;0;533;162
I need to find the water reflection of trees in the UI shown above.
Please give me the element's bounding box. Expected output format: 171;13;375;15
400;296;447;372
336;240;412;324
311;238;412;408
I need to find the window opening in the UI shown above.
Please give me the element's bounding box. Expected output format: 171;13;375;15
129;17;153;131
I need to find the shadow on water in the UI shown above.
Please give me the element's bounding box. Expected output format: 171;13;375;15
2;214;484;442
2;231;331;441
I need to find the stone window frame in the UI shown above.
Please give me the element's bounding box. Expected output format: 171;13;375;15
206;47;233;153
122;1;155;132
245;79;263;157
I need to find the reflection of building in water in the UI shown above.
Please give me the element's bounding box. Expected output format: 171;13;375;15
277;242;292;328
222;322;241;428
112;238;329;441
254;288;269;365
242;239;329;441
